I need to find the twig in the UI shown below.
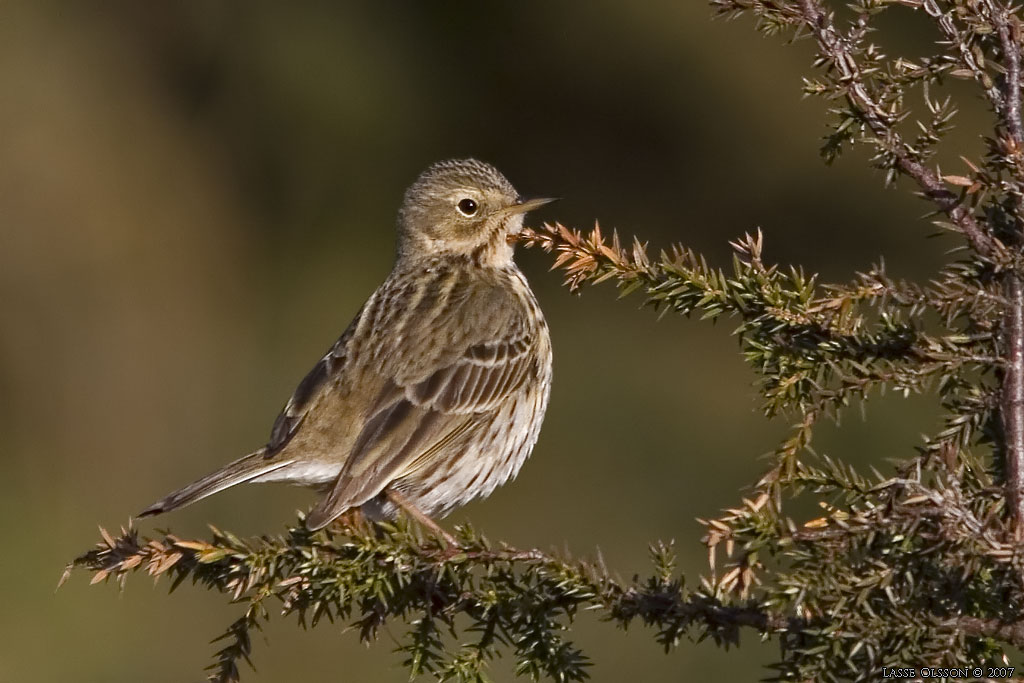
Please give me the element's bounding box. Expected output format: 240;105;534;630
957;615;1024;649
796;0;999;259
926;0;1005;113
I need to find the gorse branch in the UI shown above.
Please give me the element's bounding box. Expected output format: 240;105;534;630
799;0;999;257
520;223;999;420
67;513;1024;683
65;520;796;683
514;198;1024;677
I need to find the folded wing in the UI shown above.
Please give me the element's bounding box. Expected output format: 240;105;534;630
304;333;535;529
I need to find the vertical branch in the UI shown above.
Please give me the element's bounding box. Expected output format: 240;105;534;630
989;0;1024;536
1003;278;1024;538
992;4;1024;144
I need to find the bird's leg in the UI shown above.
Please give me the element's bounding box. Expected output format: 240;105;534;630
386;488;459;548
328;507;368;536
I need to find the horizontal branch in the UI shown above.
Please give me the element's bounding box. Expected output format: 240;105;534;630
957;615;1024;648
64;520;800;681
518;222;999;417
64;514;1024;682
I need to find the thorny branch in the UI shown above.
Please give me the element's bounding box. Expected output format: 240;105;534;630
989;2;1024;145
958;615;1024;649
717;0;1024;535
66;516;1024;680
520;221;1000;417
793;0;1024;533
518;216;1024;676
984;0;1024;538
1003;276;1024;537
795;0;1001;258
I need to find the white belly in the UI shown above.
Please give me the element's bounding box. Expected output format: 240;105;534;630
252;460;342;487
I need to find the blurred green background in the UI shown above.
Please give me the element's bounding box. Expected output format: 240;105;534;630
2;1;968;681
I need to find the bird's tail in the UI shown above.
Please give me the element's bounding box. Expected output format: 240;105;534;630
138;449;291;517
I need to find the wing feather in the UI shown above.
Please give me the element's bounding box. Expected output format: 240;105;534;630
266;305;363;455
305;332;536;529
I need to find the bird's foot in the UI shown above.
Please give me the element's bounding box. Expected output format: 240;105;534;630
385;488;460;549
328;508;371;537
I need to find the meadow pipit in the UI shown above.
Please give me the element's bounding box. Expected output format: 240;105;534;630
140;159;554;538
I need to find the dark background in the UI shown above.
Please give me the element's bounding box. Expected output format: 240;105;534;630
3;2;964;681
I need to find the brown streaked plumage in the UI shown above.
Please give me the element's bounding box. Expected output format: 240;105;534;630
140;159;554;535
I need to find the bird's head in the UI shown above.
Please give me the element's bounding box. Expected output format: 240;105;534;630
397;159;554;265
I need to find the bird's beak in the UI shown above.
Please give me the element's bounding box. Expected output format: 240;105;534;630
506;196;558;215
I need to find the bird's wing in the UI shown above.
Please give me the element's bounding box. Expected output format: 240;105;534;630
304;328;537;529
265;305;364;456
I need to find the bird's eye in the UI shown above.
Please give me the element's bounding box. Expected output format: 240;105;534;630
457;198;479;216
